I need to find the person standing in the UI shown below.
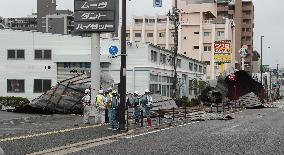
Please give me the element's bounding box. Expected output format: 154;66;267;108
142;89;153;127
109;90;119;130
105;88;113;123
95;90;105;124
133;91;141;124
81;89;91;125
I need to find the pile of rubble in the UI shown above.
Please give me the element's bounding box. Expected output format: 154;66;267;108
200;70;266;109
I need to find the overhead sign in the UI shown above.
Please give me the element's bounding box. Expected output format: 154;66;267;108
153;0;162;7
214;40;232;63
109;45;118;56
74;0;118;33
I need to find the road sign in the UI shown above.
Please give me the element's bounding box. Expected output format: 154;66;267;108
153;0;162;7
74;0;118;33
239;48;248;58
261;65;269;72
109;45;118;56
74;11;115;21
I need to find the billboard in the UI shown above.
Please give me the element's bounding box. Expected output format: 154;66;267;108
74;0;119;33
214;40;232;63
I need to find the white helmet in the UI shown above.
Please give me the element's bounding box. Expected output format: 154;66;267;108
145;89;150;93
134;91;139;95
85;89;90;94
108;87;113;92
112;90;117;94
99;90;104;94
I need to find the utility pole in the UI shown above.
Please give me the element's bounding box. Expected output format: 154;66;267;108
118;0;127;131
168;0;179;98
277;63;279;100
260;36;264;85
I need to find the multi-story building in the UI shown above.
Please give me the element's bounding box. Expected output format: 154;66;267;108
217;0;254;74
0;29;205;100
4;14;37;31
115;1;235;80
3;0;74;35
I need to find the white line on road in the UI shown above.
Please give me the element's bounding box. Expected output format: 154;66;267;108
125;121;200;139
0;124;102;143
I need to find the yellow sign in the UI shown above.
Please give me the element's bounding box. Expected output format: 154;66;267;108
214;40;232;63
214;53;231;63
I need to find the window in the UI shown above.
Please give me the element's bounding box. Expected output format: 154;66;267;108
151;50;158;62
204;32;211;36
194;64;198;72
7;49;25;59
199;65;203;73
134;33;141;37
217;31;225;37
159;32;166;37
194;32;199;34
204;46;211;51
126;33;130;38
177;59;181;68
147;33;153;37
171;32;175;37
160;53;166;64
7;79;25;93
189;62;193;71
150;74;159;82
35;50;52;60
193;46;199;50
34;79;51;93
203;67;207;74
204;61;210;65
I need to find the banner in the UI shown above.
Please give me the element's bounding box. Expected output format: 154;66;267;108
214;40;232;63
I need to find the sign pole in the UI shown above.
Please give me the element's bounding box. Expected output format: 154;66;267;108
91;33;101;105
242;58;244;70
118;0;127;131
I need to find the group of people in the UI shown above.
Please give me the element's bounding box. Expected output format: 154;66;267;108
81;88;154;130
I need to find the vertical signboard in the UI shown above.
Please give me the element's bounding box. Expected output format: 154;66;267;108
214;40;232;63
74;0;119;33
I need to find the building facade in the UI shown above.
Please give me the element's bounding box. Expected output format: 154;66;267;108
217;0;254;73
110;1;235;80
3;0;74;35
0;30;205;100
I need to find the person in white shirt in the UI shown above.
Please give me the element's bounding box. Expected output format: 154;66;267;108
81;89;91;124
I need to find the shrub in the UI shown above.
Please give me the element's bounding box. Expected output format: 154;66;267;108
0;96;30;107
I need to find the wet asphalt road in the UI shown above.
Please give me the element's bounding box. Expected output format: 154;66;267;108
1;102;284;155
73;102;284;155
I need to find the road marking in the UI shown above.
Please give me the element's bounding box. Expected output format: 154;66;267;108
126;121;200;139
0;124;102;143
27;133;127;155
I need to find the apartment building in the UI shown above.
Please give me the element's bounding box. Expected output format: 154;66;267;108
119;1;235;80
217;0;254;74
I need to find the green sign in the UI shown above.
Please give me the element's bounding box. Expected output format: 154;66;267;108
261;65;269;72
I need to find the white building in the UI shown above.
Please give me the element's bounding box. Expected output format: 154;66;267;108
0;30;205;100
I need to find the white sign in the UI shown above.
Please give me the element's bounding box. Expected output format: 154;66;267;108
239;48;248;58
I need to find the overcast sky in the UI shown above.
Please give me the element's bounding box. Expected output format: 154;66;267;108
0;0;283;68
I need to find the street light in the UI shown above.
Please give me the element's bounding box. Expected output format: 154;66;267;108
260;35;264;85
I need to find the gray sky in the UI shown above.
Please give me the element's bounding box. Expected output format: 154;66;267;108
0;0;283;68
